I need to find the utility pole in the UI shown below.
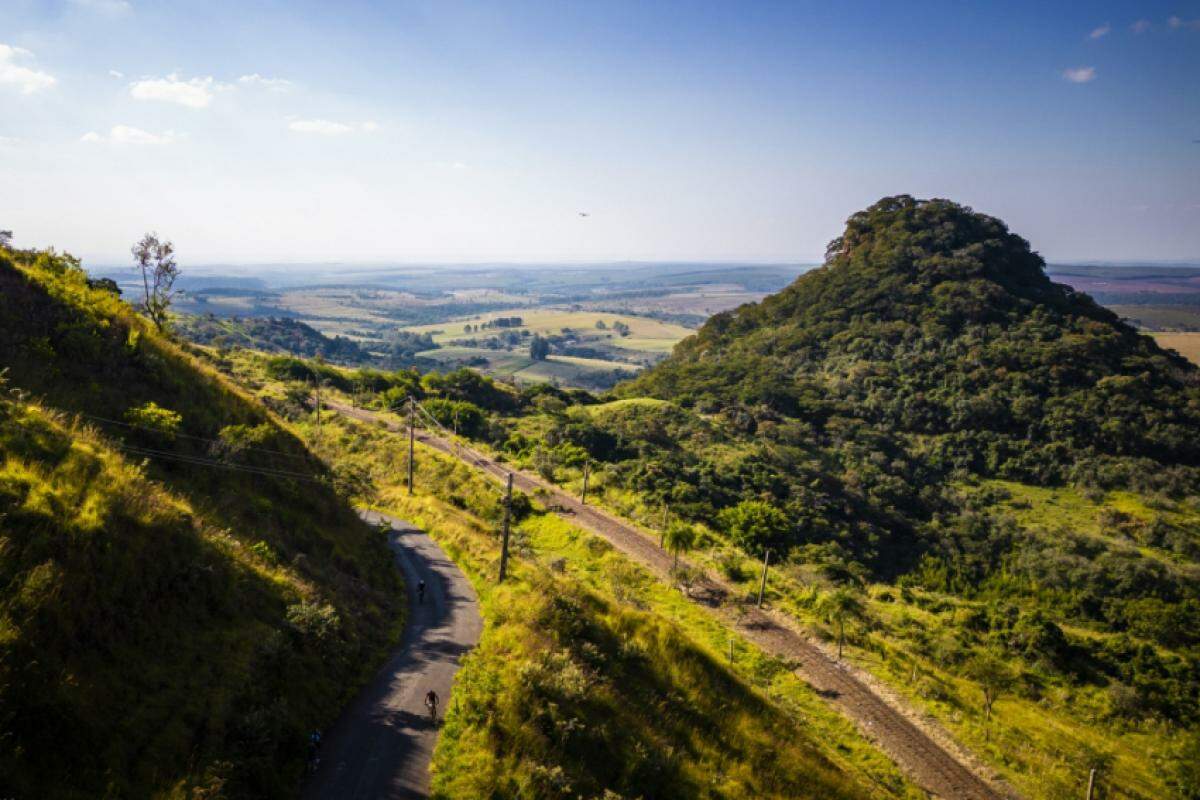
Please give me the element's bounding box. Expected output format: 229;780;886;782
1086;769;1096;800
580;461;590;505
499;472;514;581
407;396;415;495
314;378;322;438
757;549;771;608
659;505;668;549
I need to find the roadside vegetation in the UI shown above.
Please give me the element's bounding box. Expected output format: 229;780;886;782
257;401;922;799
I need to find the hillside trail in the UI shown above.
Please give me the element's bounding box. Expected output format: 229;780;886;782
302;511;482;800
327;399;1014;800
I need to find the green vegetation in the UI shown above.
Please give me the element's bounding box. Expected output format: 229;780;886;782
255;401;921;799
258;196;1196;799
0;244;402;798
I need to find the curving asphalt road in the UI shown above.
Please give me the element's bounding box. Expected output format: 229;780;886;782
302;511;481;800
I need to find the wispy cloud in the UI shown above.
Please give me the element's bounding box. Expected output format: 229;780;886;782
288;118;378;135
130;73;228;108
68;0;132;15
0;44;57;94
1088;23;1110;39
1168;15;1200;31
81;125;178;145
1062;66;1096;84
108;69;124;78
237;73;293;92
1131;19;1152;33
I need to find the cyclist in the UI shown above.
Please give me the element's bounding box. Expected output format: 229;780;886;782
424;689;439;723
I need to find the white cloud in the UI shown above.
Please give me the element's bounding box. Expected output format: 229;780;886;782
80;125;177;145
108;69;124;78
1088;23;1110;39
288;118;379;135
1168;16;1200;30
237;73;293;92
69;0;132;15
0;44;57;94
0;135;20;147
1062;66;1096;84
1132;19;1152;33
130;73;227;108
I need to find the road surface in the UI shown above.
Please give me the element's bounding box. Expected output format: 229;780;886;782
302;511;482;800
328;399;1012;800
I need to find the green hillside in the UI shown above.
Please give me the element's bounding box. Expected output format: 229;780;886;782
624;194;1200;489
0;247;402;798
477;198;1200;798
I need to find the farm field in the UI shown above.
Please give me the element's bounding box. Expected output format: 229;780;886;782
1154;332;1200;365
403;308;693;348
402;308;695;388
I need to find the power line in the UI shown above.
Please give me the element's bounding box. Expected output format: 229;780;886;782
76;412;312;461
112;443;328;483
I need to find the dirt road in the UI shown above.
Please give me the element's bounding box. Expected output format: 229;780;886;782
329;400;1010;800
302;512;482;800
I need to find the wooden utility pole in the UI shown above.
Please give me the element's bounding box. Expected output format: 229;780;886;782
314;378;322;438
407;396;415;495
580;461;590;505
499;472;514;581
757;549;771;608
1086;769;1096;800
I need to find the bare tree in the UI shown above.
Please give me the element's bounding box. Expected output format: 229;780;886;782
132;232;180;331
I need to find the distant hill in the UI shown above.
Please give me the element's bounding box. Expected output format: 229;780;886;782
0;247;401;798
625;195;1200;490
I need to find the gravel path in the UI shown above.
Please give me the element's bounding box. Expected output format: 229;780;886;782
329;400;1011;800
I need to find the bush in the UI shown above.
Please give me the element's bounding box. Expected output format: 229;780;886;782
125;401;182;440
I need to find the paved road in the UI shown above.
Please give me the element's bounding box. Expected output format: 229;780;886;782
328;399;1012;800
302;511;482;800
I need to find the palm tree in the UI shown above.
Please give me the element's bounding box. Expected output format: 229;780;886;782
819;587;864;660
664;520;697;575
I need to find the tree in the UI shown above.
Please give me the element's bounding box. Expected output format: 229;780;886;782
664;520;697;574
132;232;180;331
529;335;550;361
0;230;12;248
964;650;1014;722
718;499;791;556
819;587;864;660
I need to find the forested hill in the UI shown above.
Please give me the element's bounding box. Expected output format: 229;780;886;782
624;195;1200;491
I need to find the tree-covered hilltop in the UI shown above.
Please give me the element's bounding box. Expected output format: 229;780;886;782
0;245;402;798
623;195;1200;491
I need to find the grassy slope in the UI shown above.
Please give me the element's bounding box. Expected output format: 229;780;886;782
496;402;1197;800
0;250;402;798
217;373;922;800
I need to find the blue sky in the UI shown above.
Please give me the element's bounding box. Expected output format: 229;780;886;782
1;0;1198;265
